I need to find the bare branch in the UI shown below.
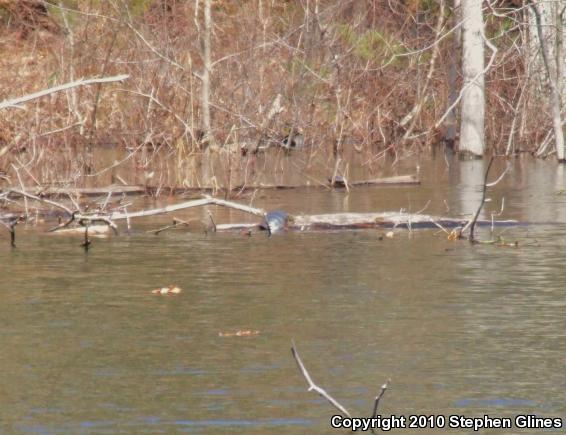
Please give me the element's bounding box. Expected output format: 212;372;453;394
291;340;352;418
0;75;129;110
371;380;390;418
6;189;74;215
459;157;510;242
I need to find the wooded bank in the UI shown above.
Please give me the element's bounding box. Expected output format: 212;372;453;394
1;0;565;194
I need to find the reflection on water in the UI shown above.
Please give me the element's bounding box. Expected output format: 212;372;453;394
1;156;565;434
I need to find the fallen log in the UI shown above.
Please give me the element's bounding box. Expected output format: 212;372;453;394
104;195;264;221
5;185;146;198
216;212;519;232
2;174;419;199
349;174;419;186
49;224;111;236
155;174;420;194
2;191;266;232
292;212;518;231
2;191;519;237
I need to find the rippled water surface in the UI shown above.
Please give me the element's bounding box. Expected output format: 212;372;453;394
1;157;565;434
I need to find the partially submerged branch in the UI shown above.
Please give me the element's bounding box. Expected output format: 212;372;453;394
371;381;390;418
291;340;352;418
459;157;511;242
291;340;390;425
0;214;24;247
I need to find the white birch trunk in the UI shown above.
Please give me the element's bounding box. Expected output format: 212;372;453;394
529;0;555;88
459;0;485;157
529;0;565;161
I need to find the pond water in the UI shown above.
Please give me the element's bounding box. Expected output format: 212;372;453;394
1;156;565;434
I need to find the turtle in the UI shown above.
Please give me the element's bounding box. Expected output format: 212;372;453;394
260;210;290;233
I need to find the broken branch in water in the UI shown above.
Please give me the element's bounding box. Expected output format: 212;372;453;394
459;157;511;242
149;218;191;235
6;189;119;234
81;223;91;252
207;212;217;232
371;381;390;418
291;340;352;418
0;214;24;247
291;340;391;429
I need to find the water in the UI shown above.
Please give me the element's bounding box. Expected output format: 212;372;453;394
1;156;565;434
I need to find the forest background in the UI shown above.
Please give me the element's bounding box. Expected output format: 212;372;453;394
0;0;563;191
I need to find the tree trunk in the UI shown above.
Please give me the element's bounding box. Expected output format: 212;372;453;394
459;0;485;157
529;0;565;161
445;0;461;150
200;0;213;147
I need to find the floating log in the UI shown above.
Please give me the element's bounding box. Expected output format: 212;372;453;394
216;212;519;232
291;212;518;231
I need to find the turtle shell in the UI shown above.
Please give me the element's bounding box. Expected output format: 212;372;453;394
260;210;289;232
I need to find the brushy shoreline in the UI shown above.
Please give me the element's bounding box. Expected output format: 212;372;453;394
0;0;553;190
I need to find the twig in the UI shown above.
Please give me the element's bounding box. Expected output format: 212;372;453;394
491;198;505;233
371;380;390;418
47;213;76;233
0;216;23;247
459;157;509;242
150;218;191;235
11;165;29;219
124;206;131;234
0;75;129;110
290;340;351;418
81;223;91;252
7;189;73;215
208;212;217;232
430;218;450;235
415;200;431;215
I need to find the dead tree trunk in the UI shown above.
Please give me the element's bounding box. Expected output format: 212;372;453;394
445;0;461;150
459;0;485;157
529;0;566;162
199;0;214;148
